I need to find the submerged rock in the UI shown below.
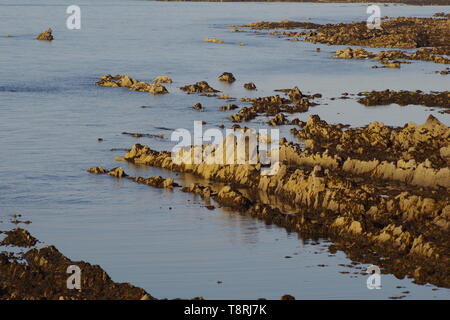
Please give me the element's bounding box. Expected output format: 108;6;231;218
203;38;224;44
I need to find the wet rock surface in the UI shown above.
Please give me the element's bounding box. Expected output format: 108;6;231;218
244;82;257;90
218;72;236;83
180;81;220;94
96;75;169;95
230;88;317;123
193;102;204;111
35;29;53;41
122;132;165;139
203;38;224;44
0;239;153;300
239;15;450;67
304;17;449;49
0;228;38;247
219;103;238;111
357;90;450;108
241;20;320;30
88;166;177;189
114;112;450;287
334;47;450;66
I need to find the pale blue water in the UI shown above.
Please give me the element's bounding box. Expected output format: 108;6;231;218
0;0;449;299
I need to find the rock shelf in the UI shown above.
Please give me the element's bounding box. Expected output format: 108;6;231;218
96;74;169;95
107;114;449;287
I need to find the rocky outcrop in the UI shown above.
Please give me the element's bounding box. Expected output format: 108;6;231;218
88;166;128;178
333;47;450;66
96;75;168;95
87;167;176;188
267;113;289;126
218;72;236;83
36;29;53;41
290;115;450;188
113;113;449;287
357;90;450;108
219;104;238;111
230;90;315;123
0;228;38;247
239;16;450;66
304;17;450;49
0;241;153;300
153;76;172;84
180;81;220;94
192;102;203;111
244;82;257;90
334;48;373;59
241;20;320;30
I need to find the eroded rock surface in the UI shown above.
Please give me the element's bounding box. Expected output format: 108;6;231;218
115;114;450;287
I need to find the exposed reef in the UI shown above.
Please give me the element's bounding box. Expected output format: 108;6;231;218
334;47;450;66
0;222;153;300
218;72;236;83
244;82;257;90
96;75;169;95
230;88;318;122
0;228;38;247
357;90;450;108
238;16;450;67
112;114;450;287
180;81;220;94
36;29;53;41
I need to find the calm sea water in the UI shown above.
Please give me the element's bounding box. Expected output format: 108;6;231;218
0;0;449;299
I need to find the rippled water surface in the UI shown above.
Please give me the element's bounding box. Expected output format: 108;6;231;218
0;0;449;299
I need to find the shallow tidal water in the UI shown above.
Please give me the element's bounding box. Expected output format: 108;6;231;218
0;0;449;299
